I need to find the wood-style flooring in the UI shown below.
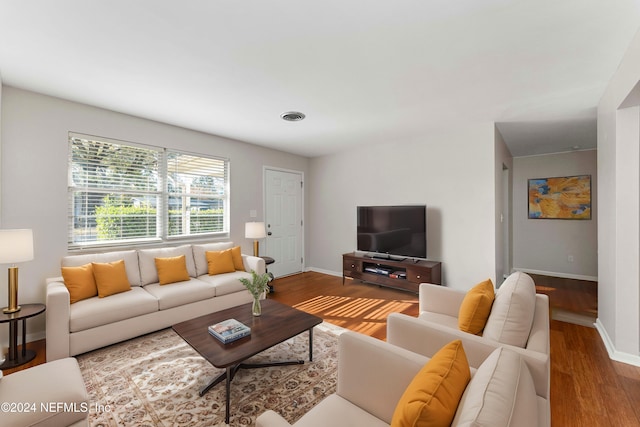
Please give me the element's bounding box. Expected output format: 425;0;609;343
5;271;640;426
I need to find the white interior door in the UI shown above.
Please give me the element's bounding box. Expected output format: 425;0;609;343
264;168;303;277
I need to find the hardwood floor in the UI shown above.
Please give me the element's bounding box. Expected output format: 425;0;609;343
268;272;640;427
5;271;640;426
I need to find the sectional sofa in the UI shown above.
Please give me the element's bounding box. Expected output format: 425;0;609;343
46;241;265;361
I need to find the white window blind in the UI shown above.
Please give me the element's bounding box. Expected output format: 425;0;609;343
68;133;229;249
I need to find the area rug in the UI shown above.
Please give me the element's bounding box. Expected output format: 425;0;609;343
77;323;344;426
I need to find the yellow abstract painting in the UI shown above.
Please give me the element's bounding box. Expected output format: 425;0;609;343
528;175;591;219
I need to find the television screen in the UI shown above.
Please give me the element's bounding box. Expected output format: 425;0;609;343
357;205;427;259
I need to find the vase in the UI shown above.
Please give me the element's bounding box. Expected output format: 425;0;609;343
252;297;262;316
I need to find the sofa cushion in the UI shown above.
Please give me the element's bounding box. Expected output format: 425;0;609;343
458;279;495;335
206;249;236;275
61;263;98;304
62;249;141;286
291;394;389;427
144;278;217;310
92;260;132;298
197;271;252;296
155;255;191;285
69;287;158;332
483;272;536;347
391;339;470;427
452;347;538;427
193;241;235;276
138;245;196;285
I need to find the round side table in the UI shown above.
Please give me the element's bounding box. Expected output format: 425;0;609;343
0;303;46;369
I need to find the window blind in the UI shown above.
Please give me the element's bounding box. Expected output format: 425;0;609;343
68;133;229;249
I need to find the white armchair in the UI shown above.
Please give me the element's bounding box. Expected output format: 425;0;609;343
256;331;549;427
386;271;550;400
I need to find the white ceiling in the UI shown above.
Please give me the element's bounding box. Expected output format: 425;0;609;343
1;1;639;158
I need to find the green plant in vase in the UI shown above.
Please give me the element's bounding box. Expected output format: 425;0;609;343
240;270;270;316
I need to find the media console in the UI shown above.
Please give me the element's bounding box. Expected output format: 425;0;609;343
342;252;442;293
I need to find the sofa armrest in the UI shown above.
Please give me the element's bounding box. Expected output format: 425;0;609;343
45;278;71;361
337;331;429;424
242;254;266;275
387;313;549;400
419;283;466;316
256;410;293;427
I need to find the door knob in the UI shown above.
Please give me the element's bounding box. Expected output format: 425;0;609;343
267;232;272;236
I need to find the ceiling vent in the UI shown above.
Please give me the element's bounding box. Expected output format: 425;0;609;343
280;111;306;122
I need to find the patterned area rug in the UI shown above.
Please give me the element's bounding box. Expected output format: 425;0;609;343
77;323;343;426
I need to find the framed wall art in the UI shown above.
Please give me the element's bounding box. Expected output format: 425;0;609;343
528;175;591;220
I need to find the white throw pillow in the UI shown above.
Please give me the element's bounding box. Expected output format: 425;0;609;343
482;271;536;348
452;347;538;427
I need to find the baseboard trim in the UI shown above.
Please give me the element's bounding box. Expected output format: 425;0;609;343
513;268;597;282
305;267;341;277
595;318;640;367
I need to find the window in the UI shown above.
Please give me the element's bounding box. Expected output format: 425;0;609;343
68;133;229;248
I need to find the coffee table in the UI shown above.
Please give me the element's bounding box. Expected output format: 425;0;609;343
172;299;323;424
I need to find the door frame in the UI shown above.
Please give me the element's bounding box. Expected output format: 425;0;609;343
263;166;305;274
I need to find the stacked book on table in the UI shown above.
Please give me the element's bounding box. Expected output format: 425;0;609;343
208;318;251;343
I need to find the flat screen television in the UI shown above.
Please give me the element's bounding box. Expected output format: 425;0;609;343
357;205;427;260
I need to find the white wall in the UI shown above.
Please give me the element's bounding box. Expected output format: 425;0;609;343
0;86;309;343
307;122;498;289
512;150;598;280
597;26;640;366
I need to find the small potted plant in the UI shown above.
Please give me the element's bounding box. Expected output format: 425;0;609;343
240;270;270;316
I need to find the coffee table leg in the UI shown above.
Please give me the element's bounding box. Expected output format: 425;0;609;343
225;366;232;425
309;327;314;361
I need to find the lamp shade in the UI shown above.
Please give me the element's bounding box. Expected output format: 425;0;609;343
245;222;266;239
0;229;34;264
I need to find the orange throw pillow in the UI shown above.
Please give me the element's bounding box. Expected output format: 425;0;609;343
92;259;132;297
155;255;191;285
230;246;244;271
458;279;495;335
391;340;471;427
206;250;236;275
61;263;98;304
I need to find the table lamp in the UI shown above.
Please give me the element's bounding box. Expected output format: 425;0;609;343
245;222;266;257
0;229;34;314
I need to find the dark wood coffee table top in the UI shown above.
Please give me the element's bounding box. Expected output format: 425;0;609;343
172;299;322;368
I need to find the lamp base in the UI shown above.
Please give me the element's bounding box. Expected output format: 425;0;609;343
2;305;21;314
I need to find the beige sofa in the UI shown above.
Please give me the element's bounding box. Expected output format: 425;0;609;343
256;331;549;427
46;241;265;361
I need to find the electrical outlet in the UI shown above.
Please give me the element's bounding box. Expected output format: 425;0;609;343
568;255;574;262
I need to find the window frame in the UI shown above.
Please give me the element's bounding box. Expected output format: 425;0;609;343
68;133;230;250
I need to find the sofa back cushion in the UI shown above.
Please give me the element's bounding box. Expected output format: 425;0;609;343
483;272;536;348
193;242;235;276
62;250;141;287
138;245;196;286
452;347;538;427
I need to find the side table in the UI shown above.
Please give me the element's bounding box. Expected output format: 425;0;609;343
0;303;46;369
261;256;275;292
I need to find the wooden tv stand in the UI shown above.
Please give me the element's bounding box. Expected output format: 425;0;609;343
342;252;441;293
